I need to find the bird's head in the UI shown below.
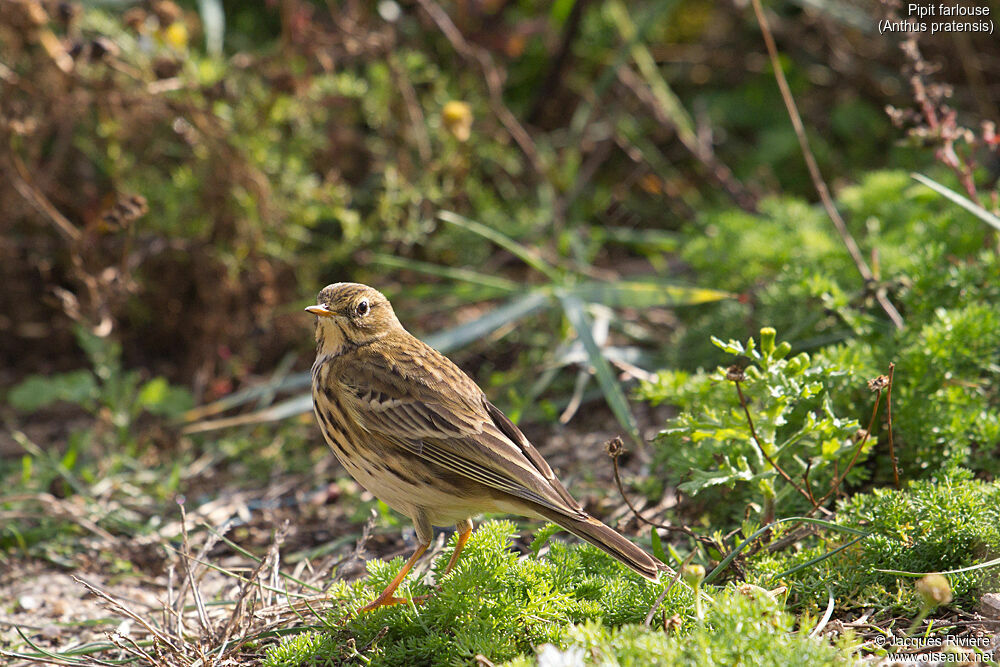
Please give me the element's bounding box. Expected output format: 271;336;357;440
306;283;402;354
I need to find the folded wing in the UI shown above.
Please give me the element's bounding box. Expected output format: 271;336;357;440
335;349;587;521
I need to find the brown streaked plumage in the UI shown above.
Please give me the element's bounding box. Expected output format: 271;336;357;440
307;282;669;611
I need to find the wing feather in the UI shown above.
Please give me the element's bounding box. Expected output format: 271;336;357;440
333;345;585;519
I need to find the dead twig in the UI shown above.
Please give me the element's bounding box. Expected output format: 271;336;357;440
5;152;81;242
177;503;212;635
886;363;900;489
812;372;889;510
73;576;185;657
217;521;290;653
749;0;904;330
605;437;720;551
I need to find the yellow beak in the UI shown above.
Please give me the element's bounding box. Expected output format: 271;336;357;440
305;305;334;317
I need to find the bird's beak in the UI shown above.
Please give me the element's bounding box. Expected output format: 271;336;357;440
305;305;334;318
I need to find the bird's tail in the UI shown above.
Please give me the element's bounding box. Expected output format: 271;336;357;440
537;509;671;581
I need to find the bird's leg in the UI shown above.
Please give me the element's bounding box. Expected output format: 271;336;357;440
359;541;429;612
443;519;473;575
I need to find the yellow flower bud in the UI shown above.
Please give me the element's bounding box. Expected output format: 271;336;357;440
442;101;472;142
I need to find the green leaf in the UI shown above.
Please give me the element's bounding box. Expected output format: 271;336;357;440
711;336;745;355
678;467;754;495
438;211;560;281
650;527;666;565
370;253;520;293
8;371;98;412
137;377;194;418
530;523;564;557
564;279;732;308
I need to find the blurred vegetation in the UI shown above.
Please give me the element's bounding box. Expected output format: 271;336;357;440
2;0;999;664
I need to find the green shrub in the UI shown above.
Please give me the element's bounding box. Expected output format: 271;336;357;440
639;328;863;525
664;170;1000;480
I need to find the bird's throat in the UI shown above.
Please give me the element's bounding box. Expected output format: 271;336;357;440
315;319;352;358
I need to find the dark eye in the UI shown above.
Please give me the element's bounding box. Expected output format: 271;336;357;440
355;299;370;317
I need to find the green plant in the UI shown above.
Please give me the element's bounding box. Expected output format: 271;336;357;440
506;585;860;666
264;520;692;666
8;325;193;450
750;474;1000;615
639;328;863;525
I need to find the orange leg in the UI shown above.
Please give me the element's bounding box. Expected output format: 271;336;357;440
443;521;473;576
359;542;429;612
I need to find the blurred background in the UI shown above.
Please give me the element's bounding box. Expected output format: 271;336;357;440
2;0;995;401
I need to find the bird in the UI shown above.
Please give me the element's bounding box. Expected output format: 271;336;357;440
306;282;668;611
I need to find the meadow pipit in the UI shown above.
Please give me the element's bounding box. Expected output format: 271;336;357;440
307;283;667;611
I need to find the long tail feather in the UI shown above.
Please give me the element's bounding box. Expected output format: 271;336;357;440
537;509;670;581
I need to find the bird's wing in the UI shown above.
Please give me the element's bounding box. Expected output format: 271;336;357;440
334;347;586;520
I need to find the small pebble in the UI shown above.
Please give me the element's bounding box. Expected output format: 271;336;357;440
18;595;41;611
981;592;1000;619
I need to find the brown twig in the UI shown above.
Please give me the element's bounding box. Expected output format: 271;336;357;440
812;375;887;510
5;152;81;242
177;502;211;634
218;521;290;650
749;0;904;330
388;56;432;164
886;363;900;488
73;576;185;656
605;437;717;549
802;459;817;505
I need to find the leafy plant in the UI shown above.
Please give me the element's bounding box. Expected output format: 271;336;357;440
8;326;193;444
507;585;860;666
640;328;863;524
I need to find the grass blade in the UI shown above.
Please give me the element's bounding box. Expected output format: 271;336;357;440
558;292;641;445
182;394;312;433
704;516;869;584
565;279;732;308
370;253;521;292
770;534;868;582
438;211;560;281
182;373;311;422
608;0;695;147
875;555;1000;578
912;172;1000;231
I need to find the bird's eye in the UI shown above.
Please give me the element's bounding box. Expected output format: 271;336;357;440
355;299;370;317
